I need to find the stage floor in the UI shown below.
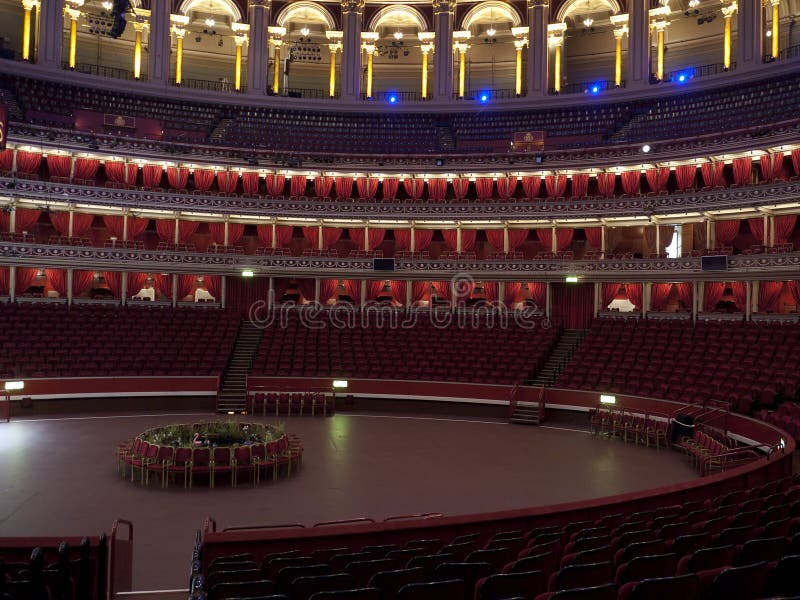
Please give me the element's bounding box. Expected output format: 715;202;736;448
0;410;699;590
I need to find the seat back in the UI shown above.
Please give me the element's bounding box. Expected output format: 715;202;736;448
709;561;769;600
616;553;678;586
307;588;381;600
548;583;618;600
367;567;426;597
475;570;547;600
551;562;614;592
625;574;700;600
733;537;787;567
766;554;800;597
397;579;465;600
290;573;356;600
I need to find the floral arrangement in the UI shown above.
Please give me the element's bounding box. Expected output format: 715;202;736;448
140;421;285;447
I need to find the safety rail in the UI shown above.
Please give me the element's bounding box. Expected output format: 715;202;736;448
507;383;520;419
109;518;133;600
700;445;765;476
383;513;443;522
223;523;306;532
313;517;376;528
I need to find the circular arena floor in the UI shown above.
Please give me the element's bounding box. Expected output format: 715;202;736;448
0;410;699;590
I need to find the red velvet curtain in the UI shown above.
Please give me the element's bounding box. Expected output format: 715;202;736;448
104;161;124;183
522;176;541;199
16;150;41;174
390;280;407;304
209;223;226;245
367;228;385;251
14;208;41;233
381;178;399;201
127;272;148;297
394;229;411;250
103;271;122;297
204;276;221;301
774;215;797;244
289;175;307;197
177;220;199;244
475;178;494;200
193;169;215;192
334;177;353;199
645;167;670;193
461;230;477;252
483;282;498;303
758;281;783;313
401;179;424;201
349;227;366;250
275;225;294;248
155;219;175;242
584;227;602;251
748;218;765;243
442;229;458;250
703;282;725;311
503;281;522;307
0;150;13;172
45;269;67;296
257;225;273;248
15;268;37;295
228;223;245;246
177;275;196;300
693;223;707;250
72;270;95;297
356;178;379;200
265;174;285;196
302;227;319;248
714;220;740;246
760;155;774;182
556;229;574;251
596;172;616;197
152;274;171;299
365;280;384;302
676;282;693;310
427;179;447;201
621;171;640;195
322;227;343;249
314;176;334;198
127;216;149;240
675;165;696;191
320;279;339;302
496;177;517;200
792;150;800;178
650;283;673;311
507;229;528;251
732;157;752;185
527;282;546;309
536;229;553;251
103;216;124;239
0;267;10;295
602;283;618;309
47;155;71;178
142;164;163;188
343;279;361;303
72;213;94;238
730;281;747;312
788;281;800;307
241;172;260;195
49;212;70;236
166;167;189;190
217;171;239;194
415;230;434;250
411;281;428;304
544;175;567;198
626;283;643;309
486;230;504;251
452;178;469;200
571;174;589;197
701;162;725;188
432;280;451;302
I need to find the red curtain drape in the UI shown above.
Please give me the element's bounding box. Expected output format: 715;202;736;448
507;229;527;251
155;220;175;242
73;158;99;180
411;281;428;304
203;276;221;300
72;270;95;297
675;165;696;191
415;230;433;250
276;225;293;248
427;179;447;201
732;157;752;185
536;229;553;251
522;176;541;199
166;167;189;189
486;230;504;251
177;274;196;300
730;281;747;312
257;225;273;248
442;230;458;250
555;229;573;251
104;161;124;183
302;227;318;248
71;213;94;238
0;267;10;295
701;162;725;188
788;281;800;307
367;228;385;250
15;267;37;295
503;281;522;307
390;280;407;305
461;230;476;252
496;177;517;200
289;175;307;197
103;271;121;297
126;216;148;240
152;274;171;299
46;155;71;178
483;282;498;303
142;164;163;188
320;279;339;302
394;229;411;250
621;171;640;195
103;216;125;239
242;172;261;195
343;279;361;303
265;174;285;196
217;171;238;194
527;282;546;309
650;283;673;311
602;283;618;309
349;227;366;250
209;222;226;245
322;227;342;249
596;172;616;197
432;281;451;302
703;282;725;311
645;167;670;193
14;208;41;233
356;178;379;200
45;269;67;296
774;215;797;244
193;169;215;192
544;175;567;198
401;179;424;201
452;178;469;200
748;218;765;243
475;178;494;200
675;282;693;310
758;281;783;313
626;283;643;309
792;150;800;178
0;149;13;172
760;155;773;183
334;177;353;198
127;272;148;297
227;223;245;246
571;174;589;197
314;176;334;198
49;212;70;236
381;178;399;201
177;220;199;244
584;227;602;251
366;280;384;301
714;220;740;246
16;150;41;174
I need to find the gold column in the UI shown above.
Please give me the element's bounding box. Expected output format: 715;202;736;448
653;21;668;80
514;39;526;96
133;21;146;79
21;0;38;61
66;7;80;69
328;44;340;97
234;35;246;91
721;3;736;69
454;42;468;98
363;44;375;98
271;40;282;94
172;26;185;85
549;34;563;93
421;46;432;99
613;28;626;86
771;0;780;58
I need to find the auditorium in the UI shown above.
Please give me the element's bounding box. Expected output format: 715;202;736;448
0;0;799;597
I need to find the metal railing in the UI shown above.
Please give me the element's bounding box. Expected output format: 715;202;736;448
466;88;521;100
363;90;427;102
664;61;733;83
281;87;330;100
550;79;619;95
173;78;244;93
65;61;136;81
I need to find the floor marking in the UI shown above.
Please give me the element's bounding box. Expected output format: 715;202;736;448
12;412;212;423
341;413;509;426
540;425;591;434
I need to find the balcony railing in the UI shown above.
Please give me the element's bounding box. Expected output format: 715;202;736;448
550;79;619;96
66;62;136;81
363;91;427;102
173;78;244;93
280;88;331;100
664;61;733;83
465;88;522;101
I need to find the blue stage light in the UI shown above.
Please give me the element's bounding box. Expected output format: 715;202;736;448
479;92;490;103
677;73;688;83
388;95;397;104
590;85;600;94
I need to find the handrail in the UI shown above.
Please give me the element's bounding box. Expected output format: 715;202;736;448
383;512;443;522
223;523;306;532
508;383;519;419
313;518;376;527
538;386;546;423
700;445;764;476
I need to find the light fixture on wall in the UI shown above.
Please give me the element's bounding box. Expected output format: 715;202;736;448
582;0;594;27
485;25;496;37
205;18;215;28
300;26;310;36
394;30;404;40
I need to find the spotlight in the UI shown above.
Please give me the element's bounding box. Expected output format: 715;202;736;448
589;84;600;95
300;26;310;36
642;144;651;153
485;26;496;37
388;94;397;104
205;18;215;27
394;30;403;40
766;29;772;37
479;92;490;103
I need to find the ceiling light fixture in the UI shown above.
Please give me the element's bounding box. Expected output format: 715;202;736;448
205;18;215;28
583;16;594;27
688;0;700;6
485;26;496;37
394;30;403;39
101;1;113;10
300;26;310;36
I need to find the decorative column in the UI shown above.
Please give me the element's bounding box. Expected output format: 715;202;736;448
340;0;365;101
38;0;64;69
736;0;761;69
432;0;456;100
419;32;435;99
526;0;549;97
171;18;187;86
21;0;38;61
132;20;147;79
65;3;81;69
652;20;668;80
148;0;172;85
453;32;470;99
769;0;779;58
326;33;342;97
610;15;628;87
234;35;247;91
512;30;528;96
721;2;737;69
547;24;565;93
362;32;378;98
269;27;286;94
627;0;650;88
246;0;271;95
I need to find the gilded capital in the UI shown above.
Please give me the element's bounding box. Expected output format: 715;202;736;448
433;0;456;15
249;0;271;7
526;0;549;9
21;0;39;11
341;0;365;14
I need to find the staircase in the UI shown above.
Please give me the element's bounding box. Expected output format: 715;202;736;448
509;391;544;426
435;121;455;152
209;117;234;143
606;111;649;144
528;329;587;387
216;320;263;414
